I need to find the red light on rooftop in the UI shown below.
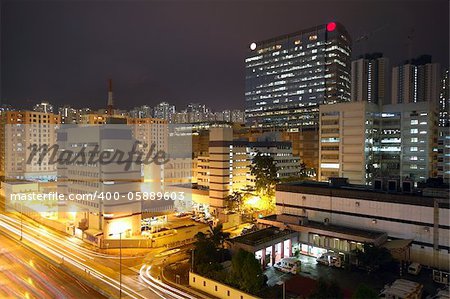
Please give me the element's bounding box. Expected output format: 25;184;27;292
327;22;336;32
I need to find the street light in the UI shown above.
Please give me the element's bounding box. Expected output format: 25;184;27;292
109;231;123;298
20;201;23;241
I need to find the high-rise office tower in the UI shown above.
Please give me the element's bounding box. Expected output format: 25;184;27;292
351;53;389;105
391;55;441;105
245;22;351;129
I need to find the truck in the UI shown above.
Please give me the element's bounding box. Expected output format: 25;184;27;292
274;257;301;274
379;279;423;299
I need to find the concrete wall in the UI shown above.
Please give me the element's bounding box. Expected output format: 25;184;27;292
277;190;450;270
102;225;210;248
189;272;260;299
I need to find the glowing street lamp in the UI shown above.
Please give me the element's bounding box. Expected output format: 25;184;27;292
109;231;124;298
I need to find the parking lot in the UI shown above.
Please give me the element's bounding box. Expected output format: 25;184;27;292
265;254;445;297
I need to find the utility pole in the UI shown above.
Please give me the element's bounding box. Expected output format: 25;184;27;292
191;249;194;273
109;232;123;298
119;232;122;299
20;202;23;241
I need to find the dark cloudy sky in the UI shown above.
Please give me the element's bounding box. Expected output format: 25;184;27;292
1;0;448;111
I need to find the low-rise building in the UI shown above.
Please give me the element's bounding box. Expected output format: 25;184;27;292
258;179;450;270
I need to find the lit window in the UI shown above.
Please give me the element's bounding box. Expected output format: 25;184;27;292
309;35;317;41
410;129;418;134
410;156;418;161
411;138;418;142
410;147;418;152
320;163;339;169
411;120;418;125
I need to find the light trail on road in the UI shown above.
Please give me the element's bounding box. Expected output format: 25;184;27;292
0;213;199;299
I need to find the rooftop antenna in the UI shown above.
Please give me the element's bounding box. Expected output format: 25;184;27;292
106;79;115;115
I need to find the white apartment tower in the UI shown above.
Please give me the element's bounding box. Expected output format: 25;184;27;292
1;111;60;181
351;53;388;105
391;55;440;105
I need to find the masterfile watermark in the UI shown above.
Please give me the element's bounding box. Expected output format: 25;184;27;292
9;191;186;202
27;140;169;171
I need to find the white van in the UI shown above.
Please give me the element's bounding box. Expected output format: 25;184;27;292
316;252;343;268
274;257;301;274
408;263;422;275
379;279;423;299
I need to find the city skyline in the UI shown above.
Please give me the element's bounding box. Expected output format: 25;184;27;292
1;0;448;110
0;2;449;299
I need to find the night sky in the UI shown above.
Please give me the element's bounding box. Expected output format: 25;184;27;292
1;0;448;111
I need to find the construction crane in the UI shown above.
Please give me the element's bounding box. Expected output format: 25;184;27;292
354;24;390;57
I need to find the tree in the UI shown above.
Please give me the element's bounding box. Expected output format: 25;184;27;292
352;243;393;272
192;224;231;277
192;232;218;272
228;249;266;294
250;152;279;196
352;284;378;299
225;191;244;212
210;223;230;249
310;278;343;299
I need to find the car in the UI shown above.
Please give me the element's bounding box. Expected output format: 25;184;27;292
408;263;422;275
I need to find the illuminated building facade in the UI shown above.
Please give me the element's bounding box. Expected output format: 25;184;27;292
437;69;449;182
0;110;60;181
351;53;389;105
378;102;438;183
57;125;142;244
391;55;440;105
245;22;351;129
318;101;379;184
317;101;438;185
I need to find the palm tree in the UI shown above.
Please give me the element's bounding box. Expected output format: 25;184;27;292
209;223;230;248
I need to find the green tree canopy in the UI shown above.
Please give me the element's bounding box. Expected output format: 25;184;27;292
352;284;378;299
229;249;265;294
210;223;230;249
352;243;393;272
310;278;344;299
250;152;279;196
191;224;231;277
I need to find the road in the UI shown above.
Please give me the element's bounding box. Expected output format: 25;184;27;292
0;205;202;299
0;234;106;299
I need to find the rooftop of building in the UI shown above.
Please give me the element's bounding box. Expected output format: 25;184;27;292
276;179;450;209
261;214;386;241
251;22;351;47
231;226;295;247
2;179;37;185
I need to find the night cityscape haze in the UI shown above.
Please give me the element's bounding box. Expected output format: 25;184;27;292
0;1;449;299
